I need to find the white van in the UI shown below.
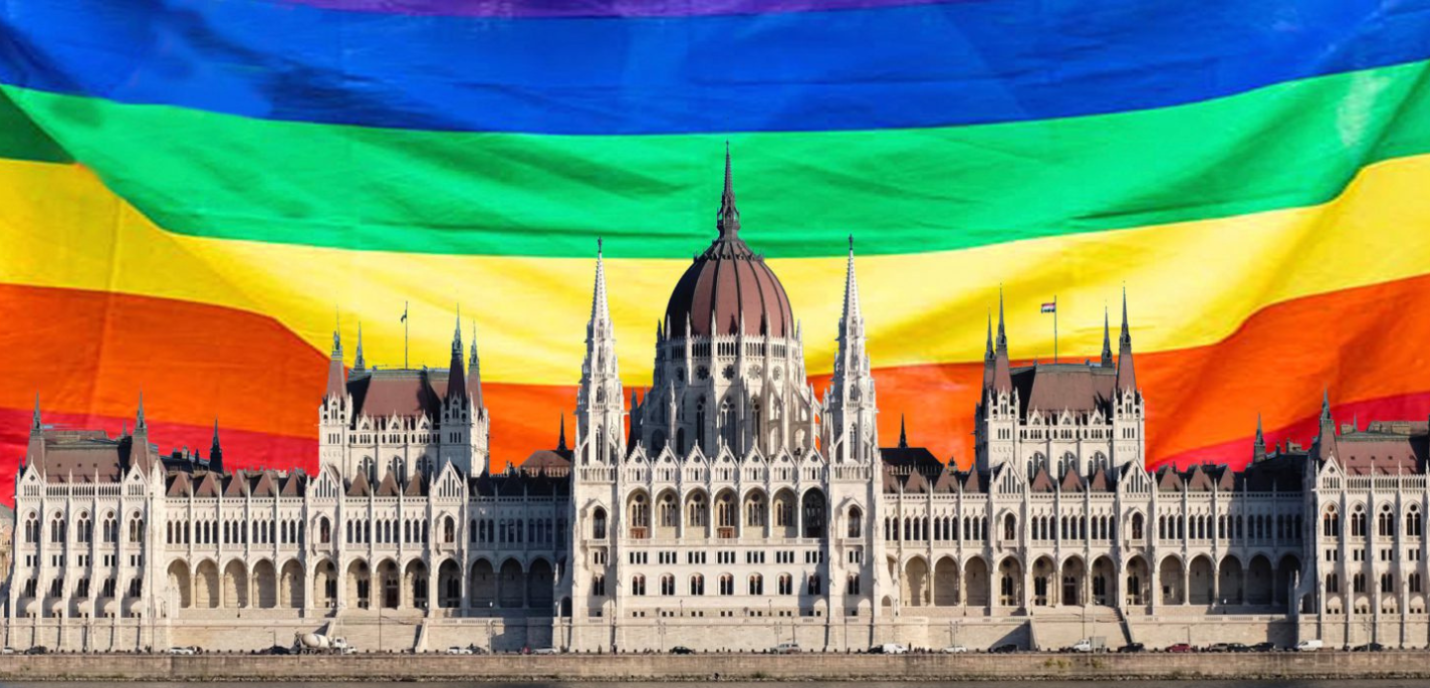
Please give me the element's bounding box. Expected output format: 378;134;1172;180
1295;639;1323;652
880;643;908;654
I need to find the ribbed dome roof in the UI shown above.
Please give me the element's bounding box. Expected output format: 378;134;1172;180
663;149;794;339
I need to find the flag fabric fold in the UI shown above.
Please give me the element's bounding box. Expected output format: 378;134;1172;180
1;0;1428;504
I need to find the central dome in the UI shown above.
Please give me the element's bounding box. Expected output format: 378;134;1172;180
663;150;795;339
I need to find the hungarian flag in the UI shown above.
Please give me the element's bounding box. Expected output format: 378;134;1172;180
1041;302;1057;313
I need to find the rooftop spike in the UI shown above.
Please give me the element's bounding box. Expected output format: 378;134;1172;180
898;414;908;449
31;393;41;432
1100;305;1113;367
558;413;568;452
716;141;740;239
136;391;147;431
354;322;366;371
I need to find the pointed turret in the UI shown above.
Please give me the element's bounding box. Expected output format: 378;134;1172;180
210;419;225;474
136;391;147;432
558;413;568;452
467;323;484;412
31;393;41;433
898;414;908;449
1115;288;1137;392
1100;306;1113;367
326;327;346;398
576;238;623;466
1252;414;1266;463
991;289;1013;392
1315;389;1338;461
446;312;467;401
825;237;878;463
981;312;996;391
716;141;740;240
354;323;366;371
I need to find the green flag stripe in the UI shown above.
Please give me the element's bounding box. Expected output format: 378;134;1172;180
4;59;1429;259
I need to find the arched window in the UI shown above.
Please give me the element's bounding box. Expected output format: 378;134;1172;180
848;507;863;538
1323;505;1340;537
1003;513;1016;540
802;491;827;539
695;397;707;451
719;398;736;449
658;492;678;528
687;493;708;528
660;574;675;596
690;574;705;595
592;508;608;540
443;516;455;544
1409;506;1424;537
719;574;734;596
631;574;646;596
748;574;764;595
716;493;736;530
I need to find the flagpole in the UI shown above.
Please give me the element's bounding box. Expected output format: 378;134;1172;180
404;301;409;369
1053;295;1058;363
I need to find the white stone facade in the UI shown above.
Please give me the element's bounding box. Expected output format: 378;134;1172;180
5;159;1430;653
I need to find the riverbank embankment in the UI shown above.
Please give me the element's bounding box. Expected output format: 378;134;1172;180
0;651;1427;682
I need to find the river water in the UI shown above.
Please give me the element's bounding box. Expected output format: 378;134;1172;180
0;677;1424;683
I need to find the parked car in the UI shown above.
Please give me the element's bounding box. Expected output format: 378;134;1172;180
261;645;291;655
1352;643;1385;652
0;648;13;655
1227;643;1251;653
876;643;908;655
1166;643;1192;653
941;645;968;654
166;646;197;655
670;646;695;655
1204;642;1232;653
532;647;560;655
1295;639;1323;652
773;642;801;654
1117;643;1145;654
990;643;1019;654
23;646;48;655
1251;642;1276;652
446;646;474;655
1070;638;1105;653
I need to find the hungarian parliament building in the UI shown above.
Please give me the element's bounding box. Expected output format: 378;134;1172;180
6;156;1429;653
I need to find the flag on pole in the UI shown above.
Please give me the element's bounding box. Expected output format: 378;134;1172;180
401;303;408;322
1040;302;1057;313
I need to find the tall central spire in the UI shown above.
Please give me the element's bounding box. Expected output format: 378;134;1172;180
716;141;740;240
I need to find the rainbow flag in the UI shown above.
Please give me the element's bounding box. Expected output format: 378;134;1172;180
3;0;1429;505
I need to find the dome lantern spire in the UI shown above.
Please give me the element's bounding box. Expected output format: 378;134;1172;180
716;141;740;240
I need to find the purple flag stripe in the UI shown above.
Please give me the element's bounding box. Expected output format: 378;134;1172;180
271;0;959;19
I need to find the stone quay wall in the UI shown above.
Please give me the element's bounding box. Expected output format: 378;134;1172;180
3;651;1430;682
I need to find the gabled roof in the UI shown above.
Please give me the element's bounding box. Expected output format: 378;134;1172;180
1088;465;1114;492
280;472;305;497
252;470;279;498
1010;363;1117;419
347;471;371;498
1059;469;1084;493
346;368;450;424
166;472;192;497
1184;465;1215;492
375;470;402;497
1029;466;1055;493
903;469;930;494
404;474;428;497
1156;466;1183;492
222;471;247;497
932;467;960;493
194;472;222;498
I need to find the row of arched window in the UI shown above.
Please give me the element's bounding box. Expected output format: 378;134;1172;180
1322;504;1423;539
24;512;141;546
471;517;565;546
